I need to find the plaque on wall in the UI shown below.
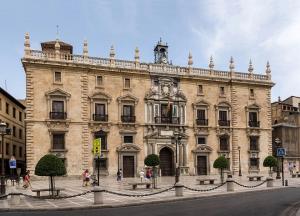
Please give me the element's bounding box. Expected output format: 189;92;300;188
160;130;174;136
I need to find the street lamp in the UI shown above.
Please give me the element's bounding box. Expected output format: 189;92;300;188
238;146;242;176
0;122;10;195
275;138;281;179
171;134;182;184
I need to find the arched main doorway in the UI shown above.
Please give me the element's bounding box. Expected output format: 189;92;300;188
159;147;174;176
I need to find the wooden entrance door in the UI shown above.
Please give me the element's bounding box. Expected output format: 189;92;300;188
159;147;174;176
123;156;134;178
197;156;208;175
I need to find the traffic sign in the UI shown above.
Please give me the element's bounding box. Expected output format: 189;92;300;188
93;138;101;156
9;157;16;169
277;148;286;157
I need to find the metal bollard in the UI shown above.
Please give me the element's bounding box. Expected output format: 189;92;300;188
285;179;288;186
92;187;104;205
10;193;21;205
266;177;274;187
174;182;184;197
227;177;234;192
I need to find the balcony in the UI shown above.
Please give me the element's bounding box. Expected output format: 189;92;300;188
196;119;208;126
49;112;67;120
154;116;180;124
93;114;108;122
249;121;260;128
218;120;230;127
121;115;136;123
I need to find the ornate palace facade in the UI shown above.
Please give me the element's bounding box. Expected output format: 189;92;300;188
22;34;274;177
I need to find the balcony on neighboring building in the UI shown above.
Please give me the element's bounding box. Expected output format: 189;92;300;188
154;116;180;124
121;115;136;123
249;121;260;128
196;119;208;126
93;114;108;122
218;120;230;127
49;112;67;120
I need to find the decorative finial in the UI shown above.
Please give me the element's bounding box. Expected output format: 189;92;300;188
248;59;254;73
83;40;88;57
266;61;271;74
229;56;235;71
188;52;193;66
110;45;115;59
24;32;31;57
209;56;214;69
55;38;60;59
134;47;140;62
278;96;281;102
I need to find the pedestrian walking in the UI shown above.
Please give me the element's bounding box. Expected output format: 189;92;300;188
82;169;90;187
117;169;122;181
23;170;32;189
139;169;145;182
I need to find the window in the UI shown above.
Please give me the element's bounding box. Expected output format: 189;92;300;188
94;103;107;121
52;133;65;150
154;80;159;86
219;110;229;126
197;137;206;145
198;85;203;94
19;147;22;157
250;89;254;97
94;130;107;150
19;129;22;139
124;78;131;89
12;126;16;137
6;143;9;155
12;107;16;118
122;105;135;122
124;135;133;144
96;75;103;86
95;158;107;170
250;158;259;169
6;103;9;114
51;100;65;119
219;136;229;151
249;111;259;127
250;136;259;151
19;111;22;121
54;72;62;83
197;109;205;120
220;86;225;95
13;145;16;156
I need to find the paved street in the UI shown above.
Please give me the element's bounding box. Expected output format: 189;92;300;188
1;187;300;216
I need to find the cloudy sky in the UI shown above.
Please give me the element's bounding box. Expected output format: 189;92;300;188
0;0;299;101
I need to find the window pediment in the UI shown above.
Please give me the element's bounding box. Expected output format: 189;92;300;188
246;103;261;111
90;91;112;102
192;145;212;153
116;144;141;152
45;88;71;99
193;99;210;108
216;100;231;108
117;94;139;104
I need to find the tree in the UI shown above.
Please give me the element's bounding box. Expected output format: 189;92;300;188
144;154;160;188
213;156;228;183
263;156;277;176
35;154;66;196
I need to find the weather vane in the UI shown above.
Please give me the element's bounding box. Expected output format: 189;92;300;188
56;25;59;38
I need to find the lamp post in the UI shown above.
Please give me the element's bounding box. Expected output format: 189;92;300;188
0;122;9;195
172;134;182;184
275;138;281;179
238;146;242;176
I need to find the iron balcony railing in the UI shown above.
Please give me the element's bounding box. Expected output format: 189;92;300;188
196;119;208;126
121;115;136;123
49;112;67;120
249;121;260;128
93;114;108;122
218;120;230;127
154;116;180;124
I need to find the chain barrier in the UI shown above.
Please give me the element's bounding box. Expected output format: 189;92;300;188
232;180;267;188
104;186;175;197
5;191;93;200
183;182;227;192
0;194;9;199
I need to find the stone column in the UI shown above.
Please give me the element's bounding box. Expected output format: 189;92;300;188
179;145;183;166
183;144;187;166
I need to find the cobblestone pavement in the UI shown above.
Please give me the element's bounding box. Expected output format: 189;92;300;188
0;174;299;211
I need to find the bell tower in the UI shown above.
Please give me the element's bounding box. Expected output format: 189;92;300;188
154;38;169;64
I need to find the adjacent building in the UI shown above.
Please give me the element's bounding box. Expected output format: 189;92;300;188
0;87;26;174
272;96;300;171
22;33;274;178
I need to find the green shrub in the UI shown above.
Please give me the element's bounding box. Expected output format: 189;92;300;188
35;154;66;176
144;154;160;167
263;156;277;168
213;156;228;169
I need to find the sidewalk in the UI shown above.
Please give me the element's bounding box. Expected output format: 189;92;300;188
0;175;299;211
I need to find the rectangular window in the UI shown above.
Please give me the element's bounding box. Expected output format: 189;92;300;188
124;135;133;144
19;111;22;121
13;145;16;156
249;112;258;122
220;137;229;151
94;132;107;150
54;72;62;83
198;85;203;94
250;136;259;151
19;147;22;158
197;137;206;145
124;78;131;89
96;75;103;86
6;143;9;155
250;89;254;97
6;103;9;114
51;101;65;119
13;107;16;118
219;110;228;121
95;103;105;115
123;105;134;116
13;126;16;137
220;86;225;95
19;129;22;139
197;109;206;120
250;158;259;168
52;133;65;150
98;158;107;170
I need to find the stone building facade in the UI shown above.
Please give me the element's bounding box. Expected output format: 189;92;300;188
272;96;300;172
22;33;274;177
0;87;26;174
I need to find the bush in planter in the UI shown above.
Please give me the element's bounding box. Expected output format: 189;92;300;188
263;156;277;176
144;154;160;188
35;154;66;196
213;156;228;183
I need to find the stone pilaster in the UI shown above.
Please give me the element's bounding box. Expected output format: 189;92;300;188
266;88;272;154
81;72;89;169
230;84;239;174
